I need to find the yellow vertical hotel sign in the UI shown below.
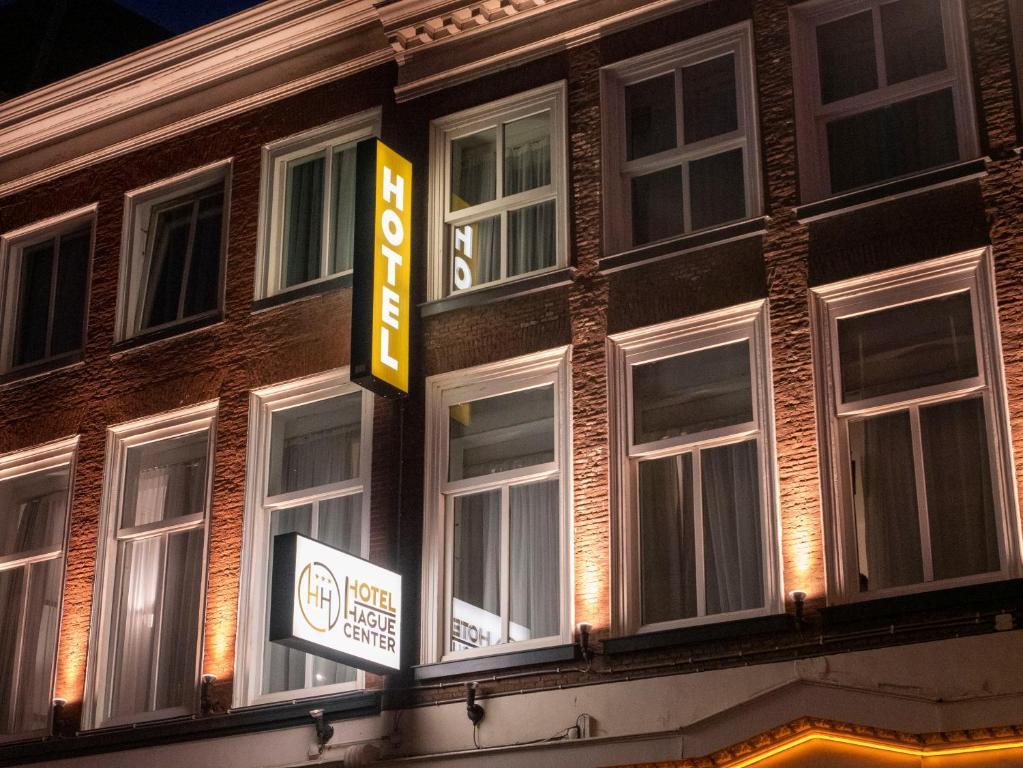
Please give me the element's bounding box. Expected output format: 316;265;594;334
351;139;412;398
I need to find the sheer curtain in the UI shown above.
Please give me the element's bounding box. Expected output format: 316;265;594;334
854;411;922;590
509;480;559;640
701;440;763;615
505;130;554;277
331;147;357;274
283;157;324;288
452;491;501;647
451;138;498;289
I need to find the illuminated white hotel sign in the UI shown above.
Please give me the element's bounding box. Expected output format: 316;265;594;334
351;138;412;399
270;532;402;674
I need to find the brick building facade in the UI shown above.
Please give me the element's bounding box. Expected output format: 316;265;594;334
1;0;1022;766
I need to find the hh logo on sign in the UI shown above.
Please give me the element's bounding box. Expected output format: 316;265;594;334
298;561;341;633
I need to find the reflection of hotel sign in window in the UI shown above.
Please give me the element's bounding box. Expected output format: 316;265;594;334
351;138;412;398
270;532;402;674
450;598;530;651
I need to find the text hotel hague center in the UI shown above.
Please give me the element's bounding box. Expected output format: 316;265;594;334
2;0;1023;766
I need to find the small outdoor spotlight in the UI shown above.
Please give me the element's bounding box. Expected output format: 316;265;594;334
49;698;66;738
576;621;593;662
790;590;807;626
310;708;335;750
465;681;485;726
200;673;217;715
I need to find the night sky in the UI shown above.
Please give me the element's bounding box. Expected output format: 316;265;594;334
114;0;269;34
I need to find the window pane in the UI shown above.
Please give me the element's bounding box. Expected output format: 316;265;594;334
509;480;559;641
504;112;551;196
682;53;738;144
837;291;977;403
142;200;193;329
264;505;312;695
51;227;90;358
508;200;556;277
827;88;958;193
330;146;357;274
689;149;746;231
14;239;55;366
448;216;500;292
881;0;947;85
108;528;204;718
702;440;763;614
451;490;501;651
817;10;878;104
632;340;753;445
631;166;684;245
0;567;25;735
921;398;1000;581
16;558;62;733
121;431;208;529
849;411;923;592
451;129;496;209
639;453;696;625
283;156;325;289
0;466;69;558
268;393;362;496
182;190;223;318
448;386;555;481
625;74;677;160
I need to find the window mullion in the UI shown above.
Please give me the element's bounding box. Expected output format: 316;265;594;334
681;161;693;235
872;7;887;88
674;67;685;152
691;450;706;617
499;485;511;643
908;405;934;582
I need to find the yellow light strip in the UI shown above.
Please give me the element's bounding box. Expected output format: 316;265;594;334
722;730;1023;767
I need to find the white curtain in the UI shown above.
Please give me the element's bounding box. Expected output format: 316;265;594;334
279;424;358;494
283;156;324;288
331;147;357;274
0;567;24;734
509;480;559;640
19;558;61;732
639;454;697;624
505;130;554;277
854;411;923;590
453;491;501;620
451;137;499;288
702;440;763;615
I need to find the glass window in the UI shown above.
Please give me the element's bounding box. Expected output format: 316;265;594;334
430;83;567;300
793;0;976;200
1;215;91;375
85;406;215;728
423;348;570;663
0;443;73;739
234;376;372;706
603;25;760;251
614;308;776;633
119;164;228;341
813;250;1015;601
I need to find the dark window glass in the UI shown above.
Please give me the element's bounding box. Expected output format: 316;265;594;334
816;10;878;104
13;240;54;366
881;0;947;85
682;54;738;144
826;88;958;192
625;74;677;160
631;167;683;245
283;156;324;289
689;149;746;230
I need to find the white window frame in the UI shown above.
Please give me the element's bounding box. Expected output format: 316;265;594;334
810;248;1022;603
421;347;573;664
0;436;76;744
115;160;232;342
0;206;95;375
83;402;216;730
790;0;979;202
607;302;781;635
600;22;763;255
427;82;569;302
233;369;373;707
254;109;381;299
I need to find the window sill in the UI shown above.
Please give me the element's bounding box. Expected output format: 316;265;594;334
413;643;578;681
251;273;353;313
420;268;574;318
602;613;792;655
598;216;769;275
0;353;84;388
821;577;1023;628
110;313;223;356
794;158;989;223
1;692;380;763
